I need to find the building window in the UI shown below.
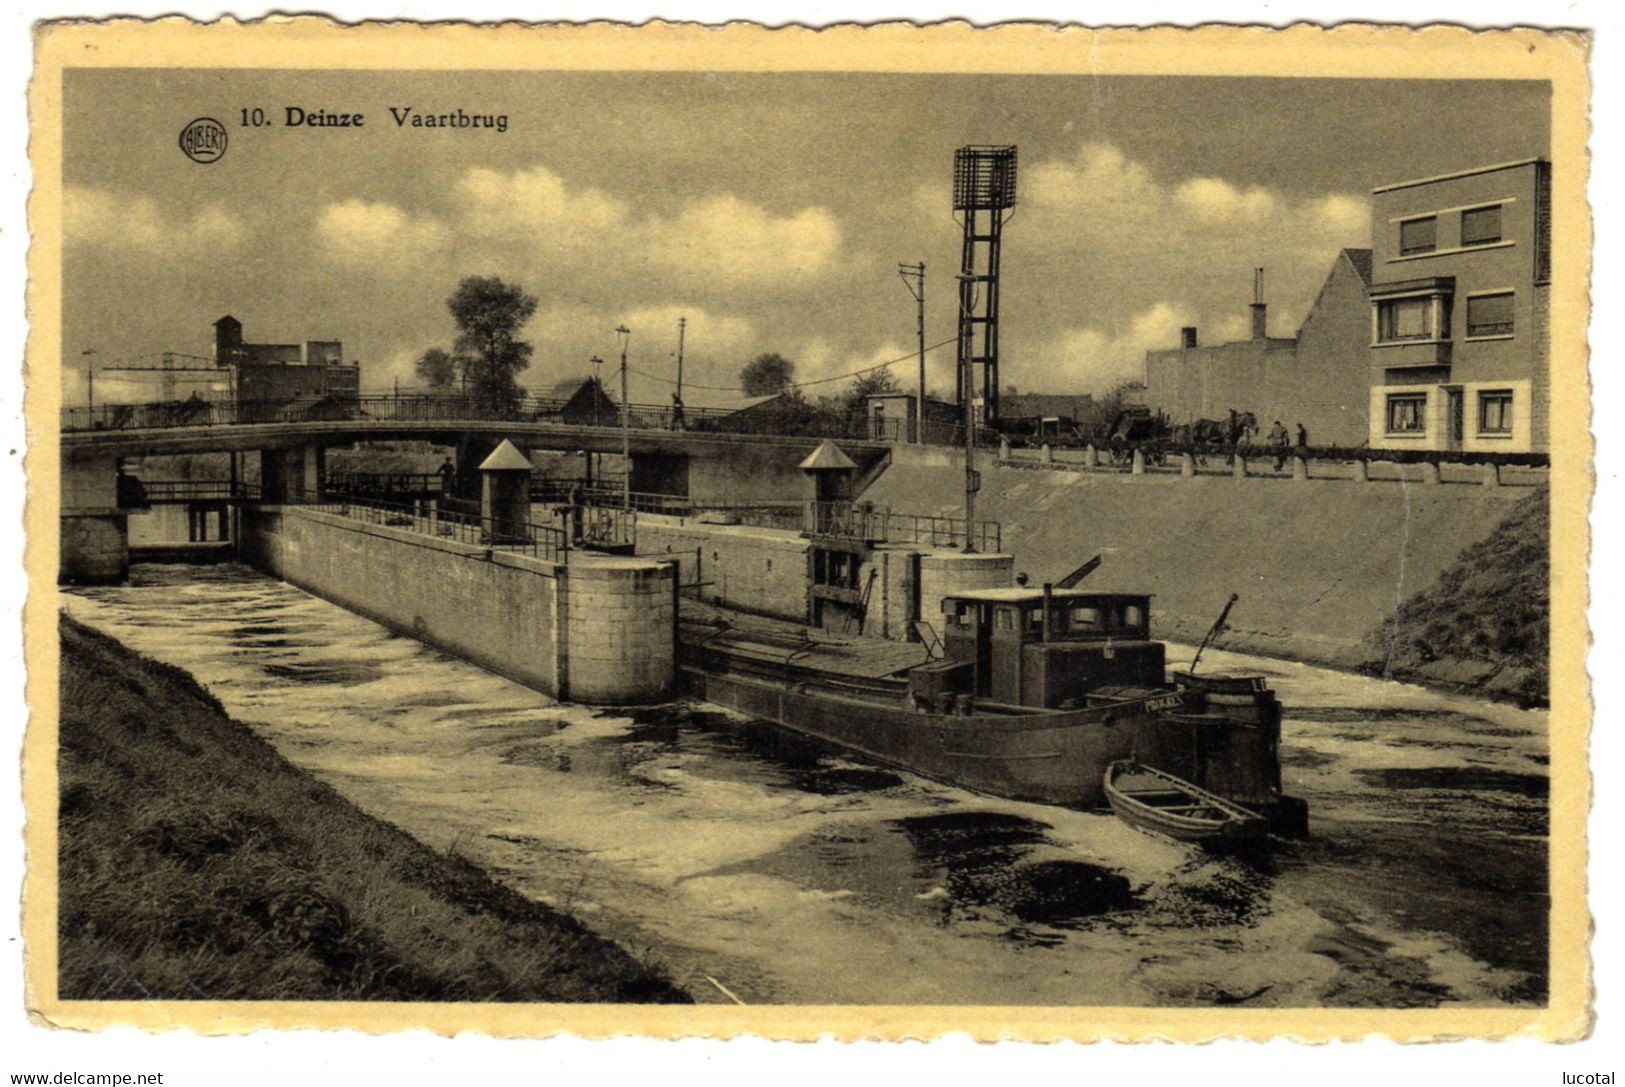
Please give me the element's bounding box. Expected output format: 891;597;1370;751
1399;216;1437;256
1460;204;1503;247
1479;390;1514;434
1377;297;1435;342
1466;292;1515;338
1386;394;1428;434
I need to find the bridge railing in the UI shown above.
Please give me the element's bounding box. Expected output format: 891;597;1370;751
63;392;763;436
136;479;263;503
311;493;569;563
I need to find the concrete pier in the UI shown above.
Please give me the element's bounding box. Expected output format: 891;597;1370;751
60;454;129;583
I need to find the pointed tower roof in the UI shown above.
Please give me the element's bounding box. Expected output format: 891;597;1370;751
478;439;533;472
799;439;857;472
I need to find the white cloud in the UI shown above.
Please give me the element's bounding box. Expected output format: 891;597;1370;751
616;304;756;360
314;199;449;265
651;196;842;285
1172;177;1281;227
1041;302;1200;395
454;165;628;242
65;186;246;249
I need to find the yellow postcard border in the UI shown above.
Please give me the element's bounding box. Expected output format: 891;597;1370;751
22;18;1594;1042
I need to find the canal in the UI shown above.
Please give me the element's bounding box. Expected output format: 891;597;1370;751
62;563;1548;1007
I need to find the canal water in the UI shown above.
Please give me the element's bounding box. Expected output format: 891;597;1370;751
63;563;1549;1007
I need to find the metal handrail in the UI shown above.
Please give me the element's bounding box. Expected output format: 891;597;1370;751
307;493;569;562
805;501;1001;552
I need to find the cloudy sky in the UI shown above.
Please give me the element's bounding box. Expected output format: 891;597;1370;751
62;71;1548;407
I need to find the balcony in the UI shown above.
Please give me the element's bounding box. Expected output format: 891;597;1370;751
1371;337;1453;369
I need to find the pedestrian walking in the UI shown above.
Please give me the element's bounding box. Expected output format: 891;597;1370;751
1295;422;1308;450
1267;419;1290;471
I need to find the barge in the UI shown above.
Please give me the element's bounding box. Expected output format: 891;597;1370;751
679;585;1307;833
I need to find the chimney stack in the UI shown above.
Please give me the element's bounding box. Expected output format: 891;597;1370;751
1181;326;1199;350
1250;267;1268;340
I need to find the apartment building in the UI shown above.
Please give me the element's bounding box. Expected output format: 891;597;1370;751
1366;159;1551;453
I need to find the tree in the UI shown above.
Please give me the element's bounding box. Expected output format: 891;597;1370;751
739;353;795;397
447;275;538;413
833;367;901;430
414;346;458;390
846;367;900;403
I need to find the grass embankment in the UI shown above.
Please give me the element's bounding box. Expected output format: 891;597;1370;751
1362;487;1549;706
58;614;690;1003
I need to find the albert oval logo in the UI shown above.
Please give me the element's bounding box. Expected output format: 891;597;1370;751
178;118;227;164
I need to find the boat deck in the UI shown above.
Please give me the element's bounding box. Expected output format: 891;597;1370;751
678;598;931;680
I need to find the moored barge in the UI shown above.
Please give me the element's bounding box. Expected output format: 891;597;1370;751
679;585;1307;833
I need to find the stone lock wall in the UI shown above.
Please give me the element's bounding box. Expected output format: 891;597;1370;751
241;507;674;704
636;515;810;621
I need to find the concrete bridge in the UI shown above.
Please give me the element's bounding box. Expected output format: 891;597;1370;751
59;394;895;583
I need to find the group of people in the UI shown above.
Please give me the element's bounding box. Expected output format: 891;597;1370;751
1264;420;1310;471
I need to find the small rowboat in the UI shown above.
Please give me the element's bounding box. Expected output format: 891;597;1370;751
1103;760;1268;847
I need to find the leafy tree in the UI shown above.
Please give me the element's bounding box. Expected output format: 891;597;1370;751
447;275;538;413
740;353;795;397
414;347;458;390
846;368;900;403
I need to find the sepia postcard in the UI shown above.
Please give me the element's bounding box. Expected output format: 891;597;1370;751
22;18;1592;1043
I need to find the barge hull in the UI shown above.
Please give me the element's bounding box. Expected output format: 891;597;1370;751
680;663;1159;807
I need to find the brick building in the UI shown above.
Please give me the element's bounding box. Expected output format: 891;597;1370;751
1366;159;1550;453
213;315;360;403
1139;250;1375;447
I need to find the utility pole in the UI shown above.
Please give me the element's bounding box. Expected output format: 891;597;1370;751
897;262;925;443
957;273;979;553
675;316;686;401
614;326;632;512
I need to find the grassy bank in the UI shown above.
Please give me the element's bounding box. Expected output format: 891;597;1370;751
57;614;690;1003
1362;487;1549;706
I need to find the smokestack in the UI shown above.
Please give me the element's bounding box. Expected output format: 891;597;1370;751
1250;267;1267;340
1181;327;1199;350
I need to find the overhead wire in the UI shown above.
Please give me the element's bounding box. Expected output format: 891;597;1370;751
625;336;959;394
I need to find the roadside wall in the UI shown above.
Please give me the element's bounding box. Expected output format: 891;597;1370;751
240;507;673;703
867;445;1536;669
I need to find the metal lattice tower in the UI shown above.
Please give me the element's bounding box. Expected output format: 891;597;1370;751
952;145;1017;427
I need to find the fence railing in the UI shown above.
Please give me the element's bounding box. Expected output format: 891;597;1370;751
1001;436;1551;470
325;471;448;497
135;479;262;503
805;501;1001;552
529;480;805;528
62;392;799;438
310;493;569;562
